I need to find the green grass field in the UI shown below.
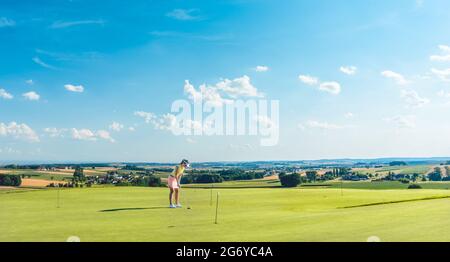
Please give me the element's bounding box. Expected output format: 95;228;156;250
311;181;450;190
0;169;108;181
353;165;434;176
2;185;450;242
0;170;71;181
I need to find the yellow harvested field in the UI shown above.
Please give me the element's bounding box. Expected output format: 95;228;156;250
20;179;66;188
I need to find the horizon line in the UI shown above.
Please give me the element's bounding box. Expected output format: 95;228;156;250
2;156;450;166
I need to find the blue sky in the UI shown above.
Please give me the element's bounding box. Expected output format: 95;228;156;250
1;0;450;162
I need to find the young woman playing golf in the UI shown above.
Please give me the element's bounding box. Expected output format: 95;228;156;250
168;159;190;208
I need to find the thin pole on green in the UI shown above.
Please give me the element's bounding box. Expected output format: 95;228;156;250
57;184;60;208
210;184;213;206
214;192;220;224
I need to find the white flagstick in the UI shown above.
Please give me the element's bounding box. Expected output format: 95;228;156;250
56;184;60;208
214;192;220;224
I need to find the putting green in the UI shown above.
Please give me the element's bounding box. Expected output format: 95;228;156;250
1;187;450;242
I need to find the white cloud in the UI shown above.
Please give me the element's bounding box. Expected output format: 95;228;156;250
319;82;341;95
32;57;56;69
344;112;354;119
401;89;429;108
150;113;204;134
430;55;450;62
381;70;409;85
414;73;433;80
22;91;40;101
134;111;155;123
152;113;179;131
216;75;263;98
0;89;13;100
384;115;416;129
96;130;115;143
25;79;34;85
64;84;84;93
51;20;105;29
71;128;96;141
184;80;206;103
135;111;176;131
299;74;341;94
439;45;450;52
185;119;204;133
135;111;209;134
431;68;450;82
254;65;269;72
166;9;201;21
0;17;15;27
44;127;67;138
430;45;450;62
340;66;357;75
128;126;136;132
437;90;450;98
0;122;40;142
305;120;344;130
184;76;262;106
298;75;319;85
109;121;124;132
71;128;114;143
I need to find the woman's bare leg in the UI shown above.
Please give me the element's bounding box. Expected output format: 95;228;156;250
174;188;179;205
169;188;174;205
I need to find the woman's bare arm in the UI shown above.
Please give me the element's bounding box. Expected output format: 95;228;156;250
177;173;183;187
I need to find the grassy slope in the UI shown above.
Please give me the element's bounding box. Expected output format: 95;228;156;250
353;165;433;175
2;186;450;242
315;181;450;190
0;169;107;181
187;179;450;190
0;170;70;181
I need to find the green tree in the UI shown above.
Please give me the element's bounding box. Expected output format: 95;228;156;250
279;173;301;187
0;175;22;186
428;167;442;181
306;171;317;182
73;167;86;182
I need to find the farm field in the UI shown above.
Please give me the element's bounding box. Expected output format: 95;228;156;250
352;165;434;176
187;178;450;190
0;168;108;178
2;185;450;242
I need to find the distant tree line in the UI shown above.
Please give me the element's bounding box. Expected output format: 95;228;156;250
181;174;223;184
2;164;43;170
383;172;421;183
427;167;450;181
2;163;110;169
0;174;22;186
389;161;408;166
121;165;147;171
115;175;162;187
180;169;265;184
96;170;162;187
219;169;265;181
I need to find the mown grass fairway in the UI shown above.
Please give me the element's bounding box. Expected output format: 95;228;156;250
2;186;450;242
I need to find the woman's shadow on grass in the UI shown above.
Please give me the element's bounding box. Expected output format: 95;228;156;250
99;207;168;212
